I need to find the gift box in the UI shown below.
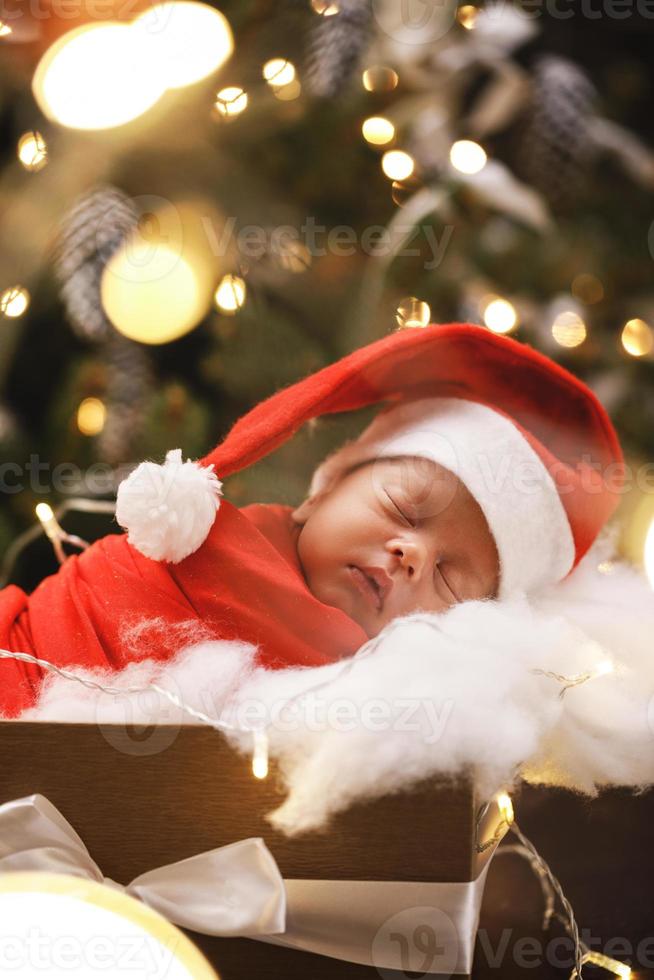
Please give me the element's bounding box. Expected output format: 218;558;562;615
0;720;510;979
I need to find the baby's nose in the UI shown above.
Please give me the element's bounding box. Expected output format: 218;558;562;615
387;538;426;580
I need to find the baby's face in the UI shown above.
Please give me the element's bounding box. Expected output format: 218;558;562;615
294;456;500;637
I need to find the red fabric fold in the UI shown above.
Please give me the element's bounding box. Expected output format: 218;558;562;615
0;502;367;718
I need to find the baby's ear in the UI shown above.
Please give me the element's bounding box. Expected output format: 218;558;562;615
291;493;323;525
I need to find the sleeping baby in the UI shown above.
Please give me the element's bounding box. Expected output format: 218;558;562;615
0;322;623;717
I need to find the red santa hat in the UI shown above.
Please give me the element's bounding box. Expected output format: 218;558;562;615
116;323;624;597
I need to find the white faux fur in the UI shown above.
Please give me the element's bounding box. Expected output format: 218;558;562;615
15;539;654;836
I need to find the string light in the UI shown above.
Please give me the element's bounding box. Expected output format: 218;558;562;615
252;729;269;779
531;659;614;698
0;19;11;36
77;397;106;436
17;131;48;172
551;310;587;348
214;86;248;118
381;150;414;181
35;503;90;565
0;285;30;318
391;174;424;206
214;274;246;314
362;65;399;92
456;4;478;28
481;296;517;334
621;317;653;357
449;139;487;175
362;116;395;146
395;297;431;329
310;0;340;14
263;58;296;88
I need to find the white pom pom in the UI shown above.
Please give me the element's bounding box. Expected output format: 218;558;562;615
115;449;223;563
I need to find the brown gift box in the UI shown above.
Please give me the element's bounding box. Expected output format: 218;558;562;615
0;720;512;979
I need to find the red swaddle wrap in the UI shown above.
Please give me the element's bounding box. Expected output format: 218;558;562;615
0;501;367;718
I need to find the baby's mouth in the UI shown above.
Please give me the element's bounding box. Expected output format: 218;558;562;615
347;565;384;612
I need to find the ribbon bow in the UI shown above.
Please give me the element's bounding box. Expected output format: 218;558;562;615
0;794;286;937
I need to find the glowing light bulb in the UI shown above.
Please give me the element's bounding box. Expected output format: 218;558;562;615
33;22;163;130
450;139;487;175
214;274;246;314
362;116;395;146
134;1;234;90
482;296;517;334
77;397;106;436
496;792;514;825
102;238;209;344
594;659;614;678
621;318;653;358
17;131;48;172
382;150;414;181
362;65;399;92
263;58;296;88
35;502;55;524
252;729;269;779
0;285;30;318
215;86;248;117
551;310;586;348
395;297;431;329
0;20;12;36
457;4;478;28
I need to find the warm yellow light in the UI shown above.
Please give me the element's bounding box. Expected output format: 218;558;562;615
450;139;487;175
77;397;106;436
263;58;296;88
0;285;30;318
35;502;55;524
595;659;614;678
551;310;586;348
382;150;414;181
134;1;234;90
32;22;163;130
582;951;632;978
17;131;48;172
102;238;208;344
252;729;269;780
457;4;478;28
310;0;340;13
273;78;302;101
362;65;399;92
482;296;517;334
215;85;248;117
0;20;11;36
362;115;395;146
621;317;653;358
214;274;246;313
497;792;514;825
396;297;431;329
645;519;654;590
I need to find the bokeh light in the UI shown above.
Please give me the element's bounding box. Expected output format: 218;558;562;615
482;296;517;334
621;318;653;357
17;131;48;171
362;116;395;146
77;397;107;436
396;297;431;329
0;285;30;318
382;150;414;180
551;310;587;347
450;139;487;175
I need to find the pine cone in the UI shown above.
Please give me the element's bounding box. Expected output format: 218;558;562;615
514;55;597;211
304;0;373;98
53;185;138;342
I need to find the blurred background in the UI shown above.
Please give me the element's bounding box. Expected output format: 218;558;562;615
1;0;653;587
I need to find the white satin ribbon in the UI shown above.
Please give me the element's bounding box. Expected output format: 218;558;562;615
0;794;491;974
0;794;286;937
